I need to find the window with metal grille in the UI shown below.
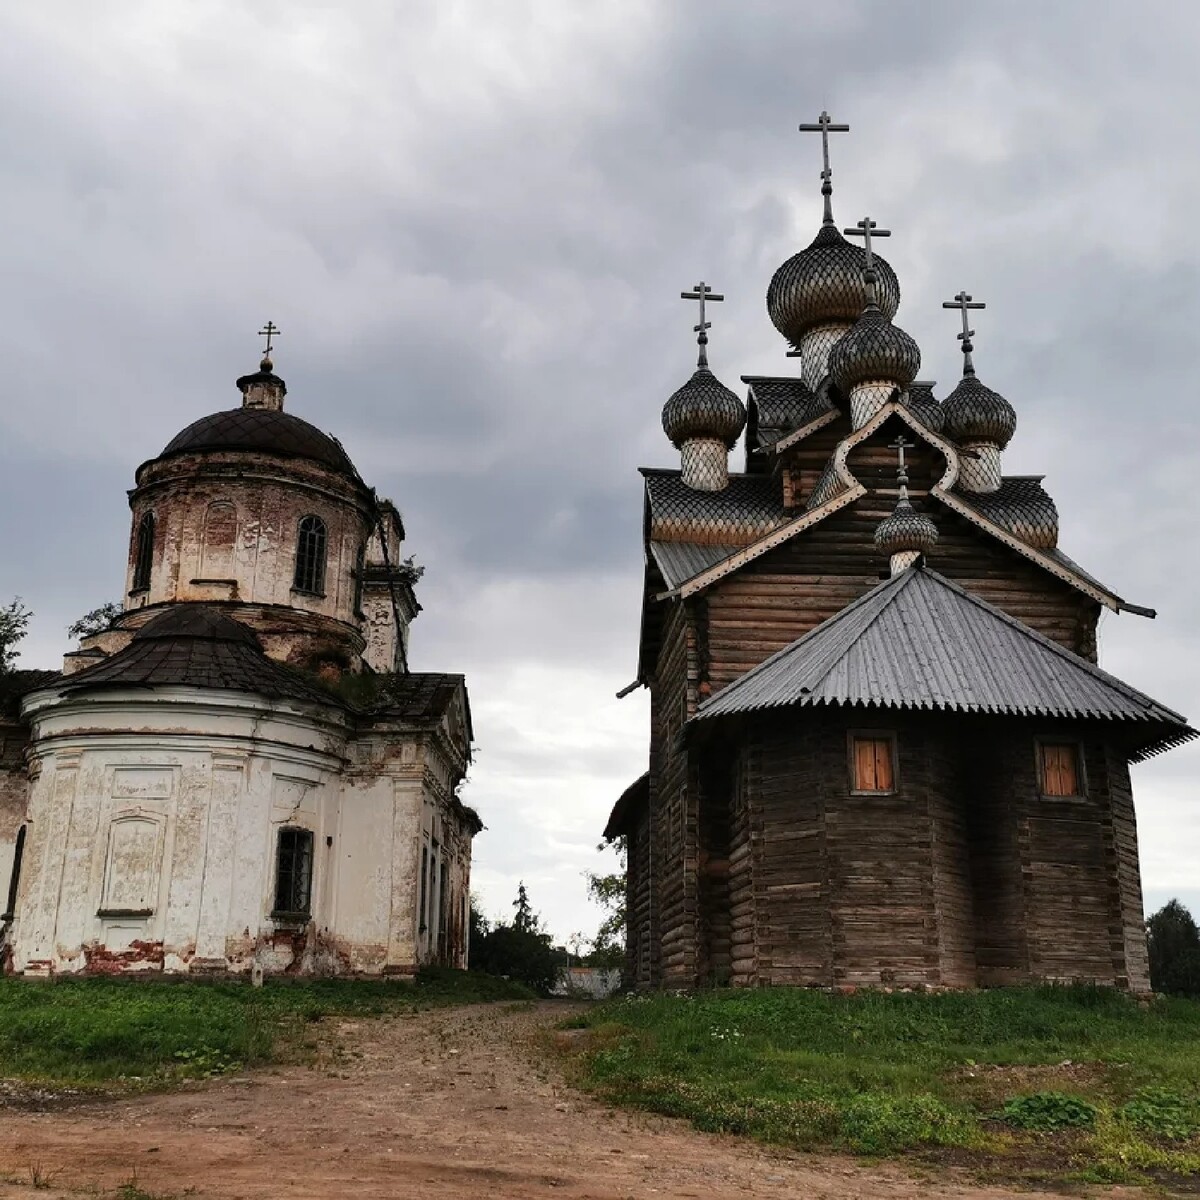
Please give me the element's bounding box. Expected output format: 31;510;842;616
273;828;314;916
132;512;155;591
849;733;897;794
1038;741;1083;798
293;515;327;595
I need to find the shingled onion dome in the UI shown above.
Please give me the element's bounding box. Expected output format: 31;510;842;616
767;226;902;391
828;298;921;430
901;381;944;434
875;448;938;575
663;282;746;492
662;367;746;492
939;295;1015;494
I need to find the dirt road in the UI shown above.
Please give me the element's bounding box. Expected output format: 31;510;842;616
0;1001;1144;1199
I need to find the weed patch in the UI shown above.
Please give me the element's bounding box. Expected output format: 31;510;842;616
0;967;532;1090
564;985;1200;1185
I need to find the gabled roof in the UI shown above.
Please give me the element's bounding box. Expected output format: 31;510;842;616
693;566;1194;762
355;671;473;738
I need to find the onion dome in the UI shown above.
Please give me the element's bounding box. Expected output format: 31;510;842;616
901;382;944;433
942;374;1017;448
661;368;746;448
767;225;901;347
828;305;921;394
875;493;939;558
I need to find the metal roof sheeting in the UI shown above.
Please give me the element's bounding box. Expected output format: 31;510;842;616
650;541;741;591
694;567;1194;760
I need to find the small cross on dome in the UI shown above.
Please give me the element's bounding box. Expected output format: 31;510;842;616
680;282;724;368
942;291;986;376
257;321;281;371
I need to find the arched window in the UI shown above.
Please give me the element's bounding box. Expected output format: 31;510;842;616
293;515;327;595
132;512;155;592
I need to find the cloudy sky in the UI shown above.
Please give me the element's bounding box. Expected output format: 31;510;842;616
1;1;1197;942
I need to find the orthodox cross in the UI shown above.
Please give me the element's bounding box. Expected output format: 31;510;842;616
681;281;724;368
257;320;281;358
942;291;985;376
799;111;849;225
844;217;890;305
889;434;915;496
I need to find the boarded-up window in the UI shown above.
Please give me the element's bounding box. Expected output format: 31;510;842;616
101;817;162;913
850;735;896;794
199;501;238;579
1039;742;1082;797
273;828;314;916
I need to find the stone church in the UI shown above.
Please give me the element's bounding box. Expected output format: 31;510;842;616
0;343;479;977
606;116;1195;993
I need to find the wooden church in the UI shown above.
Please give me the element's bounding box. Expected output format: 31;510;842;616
605;115;1195;994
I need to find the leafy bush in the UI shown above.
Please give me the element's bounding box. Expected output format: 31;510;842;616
1117;1087;1200;1141
1000;1092;1098;1131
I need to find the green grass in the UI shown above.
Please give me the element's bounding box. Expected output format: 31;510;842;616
0;966;532;1088
563;985;1200;1183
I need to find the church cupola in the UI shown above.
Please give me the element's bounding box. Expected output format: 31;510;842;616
766;113;900;389
236;321;287;412
827;217;920;429
661;281;746;492
874;434;938;574
940;292;1016;493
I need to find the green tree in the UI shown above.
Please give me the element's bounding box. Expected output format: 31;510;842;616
469;886;560;995
0;598;32;672
1147;899;1200;997
584;837;626;969
67;601;122;641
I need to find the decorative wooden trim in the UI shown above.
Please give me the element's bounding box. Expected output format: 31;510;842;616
768;407;842;455
659;398;1128;614
932;488;1119;611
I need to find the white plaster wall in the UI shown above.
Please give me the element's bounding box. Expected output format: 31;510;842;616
9;685;464;977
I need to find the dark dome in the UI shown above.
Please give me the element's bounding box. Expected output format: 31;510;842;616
661;368;747;448
159;408;358;477
134;605;260;646
767;225;901;347
875;497;939;557
942;374;1017;449
828;306;921;393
